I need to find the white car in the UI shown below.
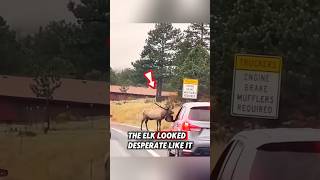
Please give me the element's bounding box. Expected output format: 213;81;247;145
169;102;210;157
212;128;320;180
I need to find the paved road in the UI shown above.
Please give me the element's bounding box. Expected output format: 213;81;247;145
110;122;168;157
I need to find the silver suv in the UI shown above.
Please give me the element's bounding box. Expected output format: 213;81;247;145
212;128;320;180
168;102;210;157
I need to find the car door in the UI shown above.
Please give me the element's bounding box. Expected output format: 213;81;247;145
212;141;235;179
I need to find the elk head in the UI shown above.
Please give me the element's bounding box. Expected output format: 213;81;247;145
154;102;175;122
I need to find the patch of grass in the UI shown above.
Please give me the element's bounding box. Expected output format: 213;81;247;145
0;119;108;180
110;100;181;130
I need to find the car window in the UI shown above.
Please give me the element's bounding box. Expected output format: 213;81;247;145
188;106;210;121
212;141;235;179
250;141;320;180
220;141;244;180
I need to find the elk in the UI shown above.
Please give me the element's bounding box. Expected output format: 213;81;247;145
141;102;175;131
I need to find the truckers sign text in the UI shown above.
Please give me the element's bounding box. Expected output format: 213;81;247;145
231;54;282;119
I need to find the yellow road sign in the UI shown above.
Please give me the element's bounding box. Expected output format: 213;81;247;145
183;78;199;85
235;54;282;73
232;54;282;119
182;78;198;99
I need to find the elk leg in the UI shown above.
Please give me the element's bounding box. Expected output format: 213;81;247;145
156;120;160;131
156;120;159;131
141;119;145;131
159;120;162;131
145;120;149;131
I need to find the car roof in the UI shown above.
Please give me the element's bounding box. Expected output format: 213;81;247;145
233;128;320;147
182;102;210;108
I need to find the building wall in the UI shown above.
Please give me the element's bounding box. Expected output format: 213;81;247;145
0;96;108;124
0;100;18;123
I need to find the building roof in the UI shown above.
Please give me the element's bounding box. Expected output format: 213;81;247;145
0;75;108;105
110;85;177;97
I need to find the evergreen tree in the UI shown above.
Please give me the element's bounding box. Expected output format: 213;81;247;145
185;23;210;49
177;45;210;99
0;16;23;75
132;23;181;101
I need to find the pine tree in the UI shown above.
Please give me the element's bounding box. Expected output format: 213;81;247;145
132;23;181;101
185;23;210;49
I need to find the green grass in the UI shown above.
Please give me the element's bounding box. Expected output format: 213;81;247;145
0;119;108;180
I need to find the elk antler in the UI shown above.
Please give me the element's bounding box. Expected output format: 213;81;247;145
154;102;168;110
170;104;174;110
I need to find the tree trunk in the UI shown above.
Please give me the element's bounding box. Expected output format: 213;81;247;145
201;23;204;43
156;77;163;102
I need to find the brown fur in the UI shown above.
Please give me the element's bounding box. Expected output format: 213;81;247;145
140;103;174;131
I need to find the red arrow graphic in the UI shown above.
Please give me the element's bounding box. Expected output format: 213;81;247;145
143;70;157;89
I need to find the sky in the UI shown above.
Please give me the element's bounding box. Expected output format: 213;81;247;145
0;0;77;35
110;23;190;71
110;0;209;23
110;0;209;71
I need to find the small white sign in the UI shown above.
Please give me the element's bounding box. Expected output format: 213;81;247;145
231;54;282;119
182;78;198;99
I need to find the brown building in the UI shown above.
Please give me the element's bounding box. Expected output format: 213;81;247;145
0;75;108;123
110;85;177;101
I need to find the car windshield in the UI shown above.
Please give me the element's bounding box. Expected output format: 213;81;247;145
250;142;320;180
188;106;210;121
